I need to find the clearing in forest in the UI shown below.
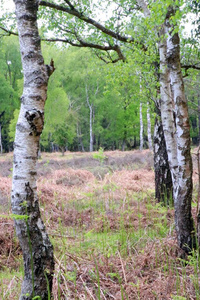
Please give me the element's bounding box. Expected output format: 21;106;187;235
0;150;200;299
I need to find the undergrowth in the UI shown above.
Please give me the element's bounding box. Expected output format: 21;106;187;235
0;150;200;299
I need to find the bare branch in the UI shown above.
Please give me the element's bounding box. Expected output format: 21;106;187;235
0;26;18;36
63;0;74;10
181;64;200;71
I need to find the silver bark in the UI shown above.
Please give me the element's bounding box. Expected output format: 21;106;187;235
12;0;54;298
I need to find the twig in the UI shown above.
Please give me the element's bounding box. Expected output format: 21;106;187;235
49;232;76;239
94;283;106;300
118;250;127;285
54;255;66;273
80;275;96;300
3;276;16;297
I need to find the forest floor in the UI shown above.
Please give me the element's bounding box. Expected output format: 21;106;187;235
0;149;200;299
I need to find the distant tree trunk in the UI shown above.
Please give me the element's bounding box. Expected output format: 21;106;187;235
159;8;195;252
85;84;93;152
147;102;153;150
198;98;200;144
140;102;143;150
77;124;85;152
12;1;55;299
0;124;2;154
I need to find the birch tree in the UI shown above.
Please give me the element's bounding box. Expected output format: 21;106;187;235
139;102;144;150
12;0;55;298
1;0;173;203
147;102;153;150
163;5;195;251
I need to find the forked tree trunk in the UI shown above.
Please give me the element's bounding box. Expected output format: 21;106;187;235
159;8;195;252
12;1;54;299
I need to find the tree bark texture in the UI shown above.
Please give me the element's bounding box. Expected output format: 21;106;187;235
159;7;195;252
154;102;173;204
12;1;54;299
147;101;153;151
135;0;173;206
85;84;93;152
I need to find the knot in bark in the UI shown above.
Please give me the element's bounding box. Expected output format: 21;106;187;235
25;109;44;136
46;58;55;77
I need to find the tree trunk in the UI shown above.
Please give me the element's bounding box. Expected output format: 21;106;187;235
12;1;54;299
85;84;93;152
159;8;195;252
198;99;200;144
154;102;173;204
140;102;143;150
147;102;153;150
0;124;2;154
77;124;85;152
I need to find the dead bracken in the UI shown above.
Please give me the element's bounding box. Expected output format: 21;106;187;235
0;150;199;299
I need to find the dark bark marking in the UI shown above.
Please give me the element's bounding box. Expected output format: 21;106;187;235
19;15;37;22
25;109;44;136
29;95;43;101
14;175;27;180
25;156;38;160
29;171;37;176
16;123;27;132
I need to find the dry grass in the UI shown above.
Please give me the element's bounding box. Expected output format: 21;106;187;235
0;150;200;299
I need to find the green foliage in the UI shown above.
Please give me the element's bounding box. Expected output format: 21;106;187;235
92;147;106;164
9;109;19;142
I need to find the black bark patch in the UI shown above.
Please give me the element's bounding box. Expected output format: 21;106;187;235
25;156;37;160
19;15;37;22
14;175;27;180
29;95;43;101
25;109;44;136
20;96;25;104
29;171;37;176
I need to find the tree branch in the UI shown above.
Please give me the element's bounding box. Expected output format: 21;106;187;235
181;64;200;71
39;0;147;50
42;36;125;61
0;26;18;36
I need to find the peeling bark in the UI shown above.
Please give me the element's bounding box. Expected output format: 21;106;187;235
154;101;173;204
12;1;54;299
159;7;195;252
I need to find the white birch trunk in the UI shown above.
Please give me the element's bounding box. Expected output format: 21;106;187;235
159;7;195;252
86;84;93;152
140;102;143;150
136;0;173;204
12;1;55;298
159;25;178;188
154;100;173;204
166;8;195;251
147;102;153;150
